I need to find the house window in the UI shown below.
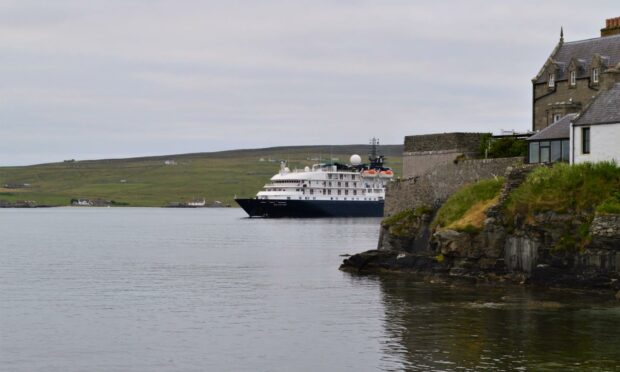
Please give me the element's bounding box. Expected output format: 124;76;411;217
551;141;562;162
553;114;562;123
592;68;599;83
529;142;539;163
582;127;590;154
548;73;555;87
561;139;570;161
539;141;550;163
570;71;576;86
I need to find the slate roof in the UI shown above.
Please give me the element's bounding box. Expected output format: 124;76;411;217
573;83;620;126
535;34;620;83
527;113;577;141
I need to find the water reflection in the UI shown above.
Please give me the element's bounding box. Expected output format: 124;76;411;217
373;275;620;371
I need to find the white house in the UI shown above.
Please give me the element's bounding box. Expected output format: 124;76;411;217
570;82;620;164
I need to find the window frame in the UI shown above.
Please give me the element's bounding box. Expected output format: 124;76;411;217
570;70;576;86
582;127;590;154
548;73;555;88
528;139;570;164
592;68;599;83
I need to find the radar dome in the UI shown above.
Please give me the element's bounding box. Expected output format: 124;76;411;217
350;154;362;165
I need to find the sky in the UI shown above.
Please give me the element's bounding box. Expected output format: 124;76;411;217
1;0;618;165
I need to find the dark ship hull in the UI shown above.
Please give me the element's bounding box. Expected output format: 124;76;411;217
235;198;384;218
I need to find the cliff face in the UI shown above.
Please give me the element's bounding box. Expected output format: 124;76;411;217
342;165;620;294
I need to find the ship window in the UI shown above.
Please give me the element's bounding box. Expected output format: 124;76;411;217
337;182;341;187
328;190;331;195
338;190;341;195
310;189;314;194
339;174;343;179
345;182;349;187
345;190;349;195
353;190;357;195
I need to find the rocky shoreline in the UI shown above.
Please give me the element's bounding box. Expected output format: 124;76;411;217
341;166;620;298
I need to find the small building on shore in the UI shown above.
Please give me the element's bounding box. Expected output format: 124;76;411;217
526;113;574;164
570;82;620;164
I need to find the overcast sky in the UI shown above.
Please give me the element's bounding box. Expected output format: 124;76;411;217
1;1;618;165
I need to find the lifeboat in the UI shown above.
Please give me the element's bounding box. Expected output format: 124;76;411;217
362;169;378;176
379;170;394;177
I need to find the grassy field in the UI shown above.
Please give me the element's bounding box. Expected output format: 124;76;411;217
0;145;403;207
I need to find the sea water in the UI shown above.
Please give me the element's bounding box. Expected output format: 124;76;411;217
1;208;619;371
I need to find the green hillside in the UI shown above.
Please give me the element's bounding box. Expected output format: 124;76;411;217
0;145;403;207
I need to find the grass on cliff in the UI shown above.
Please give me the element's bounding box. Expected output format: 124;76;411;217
505;162;620;220
382;206;433;237
432;177;504;232
597;193;620;215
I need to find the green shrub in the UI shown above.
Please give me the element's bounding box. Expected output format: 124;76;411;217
479;134;527;159
432;177;504;229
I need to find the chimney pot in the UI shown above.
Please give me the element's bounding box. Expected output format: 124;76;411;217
601;16;620;37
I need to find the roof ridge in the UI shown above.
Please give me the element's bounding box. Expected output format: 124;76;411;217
563;33;620;45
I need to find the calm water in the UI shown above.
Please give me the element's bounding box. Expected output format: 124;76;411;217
1;208;619;371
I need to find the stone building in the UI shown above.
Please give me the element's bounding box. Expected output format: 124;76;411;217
402;132;484;179
532;17;620;132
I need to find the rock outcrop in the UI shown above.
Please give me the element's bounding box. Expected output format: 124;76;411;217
341;165;620;294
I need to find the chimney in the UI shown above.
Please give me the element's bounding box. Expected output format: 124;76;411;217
601;16;620;37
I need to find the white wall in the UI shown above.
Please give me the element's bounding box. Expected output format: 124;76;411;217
571;122;620;164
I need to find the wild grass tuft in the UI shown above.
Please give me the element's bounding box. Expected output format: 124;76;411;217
432;177;504;231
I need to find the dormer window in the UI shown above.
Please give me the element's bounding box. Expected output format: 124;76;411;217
570;71;576;86
592;68;599;83
548;73;555;88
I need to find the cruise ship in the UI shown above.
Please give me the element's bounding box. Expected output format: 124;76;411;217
235;143;393;217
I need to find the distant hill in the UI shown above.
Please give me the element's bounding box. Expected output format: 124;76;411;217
0;144;403;207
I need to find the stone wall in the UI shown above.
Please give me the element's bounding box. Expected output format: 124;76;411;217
403;133;486;179
404;132;485;153
590;214;620;249
385;157;524;217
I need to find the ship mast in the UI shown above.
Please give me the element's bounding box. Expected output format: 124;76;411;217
368;138;384;168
